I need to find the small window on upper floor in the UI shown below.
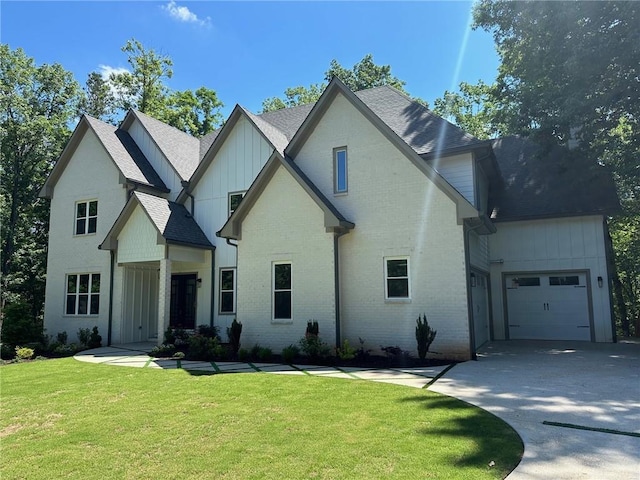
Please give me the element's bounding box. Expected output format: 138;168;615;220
75;200;98;235
228;191;246;217
334;147;348;194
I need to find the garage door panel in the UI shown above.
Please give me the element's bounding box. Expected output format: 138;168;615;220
506;273;591;341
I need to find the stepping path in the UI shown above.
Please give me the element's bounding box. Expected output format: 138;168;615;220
74;345;451;389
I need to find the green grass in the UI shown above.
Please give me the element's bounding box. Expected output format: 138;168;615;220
1;359;522;479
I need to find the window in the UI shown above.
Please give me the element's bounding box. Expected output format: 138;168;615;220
549;275;580;286
273;262;292;320
334;147;348;194
75;200;98;235
385;257;410;299
511;277;541;287
66;273;100;315
228;191;245;217
219;268;236;314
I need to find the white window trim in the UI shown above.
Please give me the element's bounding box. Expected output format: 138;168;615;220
228;191;246;217
65;272;101;316
333;147;348;195
219;267;236;315
74;199;98;236
272;261;292;323
384;256;411;302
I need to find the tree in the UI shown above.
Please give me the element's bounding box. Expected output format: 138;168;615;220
0;45;82;317
433;80;508;139
473;0;640;335
106;38;222;136
262;54;425;112
78;71;115;122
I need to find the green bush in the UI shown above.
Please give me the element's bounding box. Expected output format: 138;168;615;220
299;335;331;361
0;302;43;349
149;344;177;358
77;328;91;346
415;313;437;360
257;347;272;362
88;326;102;349
306;320;319;337
336;339;356;360
227;319;242;355
52;343;80;357
187;335;226;361
56;331;68;345
15;346;35;360
197;324;220;339
281;344;299;363
237;348;250;362
250;344;261;360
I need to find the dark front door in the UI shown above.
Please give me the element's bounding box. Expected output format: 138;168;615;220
170;274;197;329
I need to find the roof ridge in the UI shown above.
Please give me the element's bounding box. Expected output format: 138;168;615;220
132;109;200;142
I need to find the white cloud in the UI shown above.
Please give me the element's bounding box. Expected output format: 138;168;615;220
161;1;211;27
98;65;129;80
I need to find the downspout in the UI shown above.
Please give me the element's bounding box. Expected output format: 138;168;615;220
225;238;238;328
334;230;347;348
464;222;485;360
209;248;216;328
107;250;115;346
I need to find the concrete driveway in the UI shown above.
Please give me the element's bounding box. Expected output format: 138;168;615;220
428;340;640;479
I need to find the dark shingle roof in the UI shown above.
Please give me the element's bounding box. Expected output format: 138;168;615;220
133;110;201;181
85;116;167;191
355;86;483;154
243;107;289;154
258;103;315;140
490;136;620;221
135;192;213;248
199;129;220;160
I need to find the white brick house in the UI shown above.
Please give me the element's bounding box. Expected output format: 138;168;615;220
40;78;620;360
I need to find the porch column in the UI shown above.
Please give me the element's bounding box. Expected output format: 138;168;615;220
157;258;172;345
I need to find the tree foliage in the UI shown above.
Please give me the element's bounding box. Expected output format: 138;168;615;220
262;54;425;112
78;38;223;137
0;44;82;316
472;0;640;335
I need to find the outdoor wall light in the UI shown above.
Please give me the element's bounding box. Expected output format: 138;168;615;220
597;276;603;288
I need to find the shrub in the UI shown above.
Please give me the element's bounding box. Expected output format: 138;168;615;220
198;324;220;339
381;345;411;361
88;326;102;349
299;335;331;361
77;328;91;346
237;348;250;362
306;320;319;337
56;331;68;345
187;335;225;361
52;343;80;356
415;313;437;360
356;337;371;361
15;346;35;360
163;326;175;345
227;319;242;355
250;344;261;360
149;344;177;358
257;347;272;362
336;339;356;360
1;344;14;359
281;344;299;363
0;302;43;350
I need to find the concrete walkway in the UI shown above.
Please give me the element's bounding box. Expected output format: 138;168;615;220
74;343;450;388
75;341;640;479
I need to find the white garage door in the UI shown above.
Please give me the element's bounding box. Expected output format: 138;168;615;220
506;272;591;341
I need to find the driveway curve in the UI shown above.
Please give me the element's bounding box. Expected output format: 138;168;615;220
428;340;640;480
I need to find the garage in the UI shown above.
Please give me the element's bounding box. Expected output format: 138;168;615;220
505;272;592;341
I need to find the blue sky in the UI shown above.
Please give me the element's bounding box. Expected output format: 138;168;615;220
2;1;500;118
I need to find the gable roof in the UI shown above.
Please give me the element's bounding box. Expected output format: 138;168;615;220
179;105;290;203
217;151;354;240
284;77;479;221
122;110;201;181
489;136;620;221
100;191;213;251
40;115;168;199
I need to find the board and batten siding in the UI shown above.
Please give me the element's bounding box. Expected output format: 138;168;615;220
293;93;471;360
427;153;475;206
489;215;613;342
236;164;337;351
469;231;490;272
126;120;183;200
191;116;274;331
43;129;127;339
116;205;165;263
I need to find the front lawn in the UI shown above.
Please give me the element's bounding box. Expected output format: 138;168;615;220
1;359;522;479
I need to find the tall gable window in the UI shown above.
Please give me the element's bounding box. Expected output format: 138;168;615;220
273;262;292;320
66;273;100;315
385;257;410;300
334;147;348;194
75;200;98;235
219;268;236;314
228;191;246;217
